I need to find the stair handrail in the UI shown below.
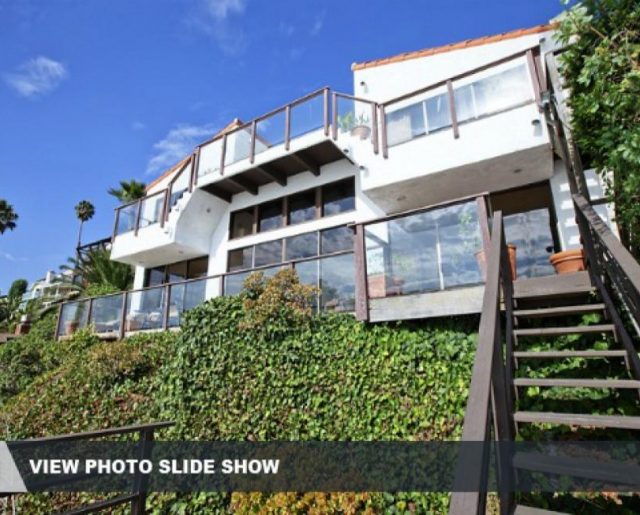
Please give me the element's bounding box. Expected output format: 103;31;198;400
573;193;640;379
449;211;514;515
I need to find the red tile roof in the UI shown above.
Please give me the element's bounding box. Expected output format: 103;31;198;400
351;23;556;71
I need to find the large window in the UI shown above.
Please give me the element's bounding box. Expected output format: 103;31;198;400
144;256;209;287
224;225;355;312
228;178;355;239
386;62;532;147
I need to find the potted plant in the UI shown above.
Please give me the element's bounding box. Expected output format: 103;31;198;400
458;210;517;280
549;248;585;274
338;112;371;140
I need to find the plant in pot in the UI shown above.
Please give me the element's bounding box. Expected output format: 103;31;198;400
458;211;517;280
338;112;371;140
549;248;585;274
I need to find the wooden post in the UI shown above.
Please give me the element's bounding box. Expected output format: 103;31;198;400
446;80;459;139
371;102;379;154
526;49;543;111
220;134;227;176
353;224;369;321
284;105;291;151
379;105;388;159
86;297;94;329
249;120;257;164
323;88;330;136
162;284;171;330
331;92;338;140
131;428;154;515
119;291;128;340
55;303;64;340
161;189;169;227
134;199;142;236
476;196;491;258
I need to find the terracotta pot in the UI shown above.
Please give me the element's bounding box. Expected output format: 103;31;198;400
350;125;371;140
475;245;517;281
65;320;79;336
549;249;585;274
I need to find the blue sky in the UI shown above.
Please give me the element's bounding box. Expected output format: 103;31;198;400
0;0;566;292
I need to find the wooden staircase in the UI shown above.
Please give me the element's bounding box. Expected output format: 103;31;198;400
449;198;640;515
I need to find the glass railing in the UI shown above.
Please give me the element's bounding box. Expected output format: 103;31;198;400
138;191;164;230
194;88;378;183
125;286;167;332
381;49;542;154
334;93;377;148
364;199;485;299
115;202;139;235
89;293;124;337
166;277;212;328
56;299;90;338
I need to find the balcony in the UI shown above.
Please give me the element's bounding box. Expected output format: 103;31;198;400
109;158;227;267
360;48;554;213
192;88;379;200
353;195;491;322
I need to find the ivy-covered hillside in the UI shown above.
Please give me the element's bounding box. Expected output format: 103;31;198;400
0;270;478;513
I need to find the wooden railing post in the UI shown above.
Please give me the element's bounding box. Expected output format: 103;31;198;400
371;102;379;154
446;79;459;139
331;92;338;140
119;291;128;340
249;120;257;164
323;88;330;136
134;199;142;236
112;208;121;242
55;303;64;340
86;297;94;329
526;49;543;111
131;428;154;515
379;105;388;158
284;105;291;151
353;223;369;321
162;284;171;330
220;133;227;176
161;189;170;227
190;150;199;190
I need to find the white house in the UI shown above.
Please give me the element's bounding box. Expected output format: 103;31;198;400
56;23;616;338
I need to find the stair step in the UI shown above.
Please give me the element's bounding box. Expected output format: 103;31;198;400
513;324;615;337
513;377;640;389
513;350;627;359
513;506;569;515
514;411;640;429
513;303;605;318
513;452;640;486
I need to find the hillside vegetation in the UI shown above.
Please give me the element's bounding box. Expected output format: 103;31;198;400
0;270;478;513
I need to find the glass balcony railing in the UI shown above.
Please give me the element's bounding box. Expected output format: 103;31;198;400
379;48;543;156
194;88;378;183
363;198;486;299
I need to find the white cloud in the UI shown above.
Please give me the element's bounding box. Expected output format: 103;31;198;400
146;123;215;176
4;56;68;98
131;121;146;131
204;0;246;20
188;0;248;55
0;251;27;263
310;10;325;36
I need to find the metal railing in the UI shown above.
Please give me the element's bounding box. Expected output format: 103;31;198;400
449;212;515;515
10;422;173;515
574;194;640;380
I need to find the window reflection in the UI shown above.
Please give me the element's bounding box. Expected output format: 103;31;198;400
320;254;355;312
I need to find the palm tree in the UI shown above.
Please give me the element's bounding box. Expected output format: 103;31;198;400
108;180;147;203
0;199;18;234
74;200;95;250
62;248;133;291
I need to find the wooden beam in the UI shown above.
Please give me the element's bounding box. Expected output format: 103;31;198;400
254;164;287;186
203;185;232;202
291;152;320;176
226;175;259;195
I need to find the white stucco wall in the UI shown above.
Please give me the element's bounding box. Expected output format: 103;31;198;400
353;30;553;103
